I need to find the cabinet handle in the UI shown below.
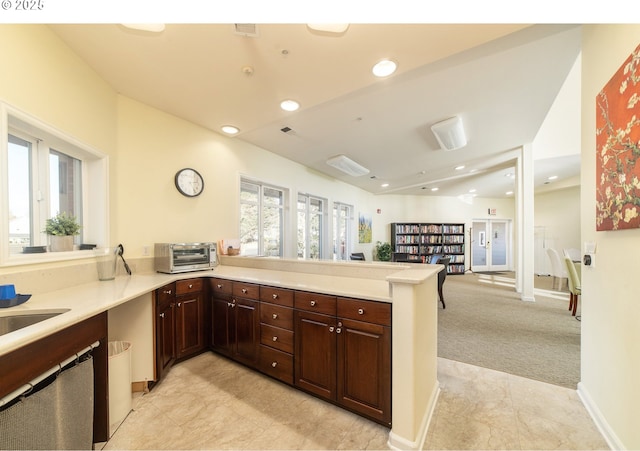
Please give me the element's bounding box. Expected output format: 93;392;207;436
163;289;172;295
217;284;222;289
160;313;165;318
336;328;342;334
177;302;182;307
271;362;278;368
272;336;278;342
272;313;278;319
272;293;278;299
358;308;364;315
188;284;193;289
329;326;334;333
242;288;247;294
310;300;316;307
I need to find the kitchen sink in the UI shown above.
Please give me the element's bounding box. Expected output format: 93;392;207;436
0;309;70;337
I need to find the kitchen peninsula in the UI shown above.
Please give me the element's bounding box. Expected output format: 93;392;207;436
0;256;441;450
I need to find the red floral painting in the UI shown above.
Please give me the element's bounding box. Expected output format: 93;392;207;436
596;43;640;231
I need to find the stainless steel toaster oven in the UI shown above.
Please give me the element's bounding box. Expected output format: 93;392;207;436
154;242;218;274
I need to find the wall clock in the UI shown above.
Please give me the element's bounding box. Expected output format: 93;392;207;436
174;168;204;197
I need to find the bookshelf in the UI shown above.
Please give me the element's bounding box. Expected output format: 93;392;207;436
390;222;465;274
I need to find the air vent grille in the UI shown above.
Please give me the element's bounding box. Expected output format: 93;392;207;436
234;24;258;37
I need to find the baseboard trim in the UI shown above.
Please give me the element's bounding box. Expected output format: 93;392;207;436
388;381;441;450
577;382;624;450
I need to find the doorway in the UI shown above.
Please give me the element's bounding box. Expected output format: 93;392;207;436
471;219;512;272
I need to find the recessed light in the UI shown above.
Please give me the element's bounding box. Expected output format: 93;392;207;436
431;187;439;192
221;125;239;134
280;99;300;112
455;165;465;171
381;183;389;188
506;191;514;195
469;189;477;193
548;175;558;180
372;59;397;77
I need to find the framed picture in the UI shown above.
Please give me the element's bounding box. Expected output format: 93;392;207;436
595;42;640;231
358;213;372;243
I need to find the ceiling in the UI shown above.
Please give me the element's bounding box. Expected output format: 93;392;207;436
49;23;582;198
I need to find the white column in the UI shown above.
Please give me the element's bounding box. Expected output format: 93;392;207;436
387;267;440;450
516;144;535;302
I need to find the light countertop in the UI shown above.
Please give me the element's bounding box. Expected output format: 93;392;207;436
0;261;433;357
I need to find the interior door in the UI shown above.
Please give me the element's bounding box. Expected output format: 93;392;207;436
471;220;511;272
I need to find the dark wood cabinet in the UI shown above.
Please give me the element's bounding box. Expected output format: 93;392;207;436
209;278;260;367
155;279;203;381
295;309;337;399
337;320;391;424
155;282;176;380
258;285;295;384
175;278;204;359
294;292;392;426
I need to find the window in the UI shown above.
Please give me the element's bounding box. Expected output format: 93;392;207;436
297;193;327;259
240;178;286;257
333;202;354;260
2;103;108;264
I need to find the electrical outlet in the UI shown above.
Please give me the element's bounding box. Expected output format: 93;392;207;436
142;245;150;256
584;253;595;268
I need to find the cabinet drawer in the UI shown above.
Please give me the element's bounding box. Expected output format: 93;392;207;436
258;345;293;385
259;286;294;307
260;324;294;354
233;282;260;300
210;278;232;295
260;303;293;330
337;298;391;326
294;291;337;316
176;278;203;295
156;282;175;306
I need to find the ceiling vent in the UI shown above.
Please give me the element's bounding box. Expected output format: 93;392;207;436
326;155;370;177
431;116;467;151
234;24;259;37
280;126;293;134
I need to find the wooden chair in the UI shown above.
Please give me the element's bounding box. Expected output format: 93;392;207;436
564;256;581;316
430;255;450;309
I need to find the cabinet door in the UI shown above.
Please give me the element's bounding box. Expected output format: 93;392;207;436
210;295;232;355
337;318;391;425
175;293;204;359
156;300;175;380
232;297;259;366
294;310;337;401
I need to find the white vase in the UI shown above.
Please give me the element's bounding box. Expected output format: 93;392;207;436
50;235;74;252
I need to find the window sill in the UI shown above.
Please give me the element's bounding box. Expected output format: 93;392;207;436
2;249;96;268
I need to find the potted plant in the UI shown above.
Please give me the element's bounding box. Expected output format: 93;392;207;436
44;212;81;252
374;241;392;261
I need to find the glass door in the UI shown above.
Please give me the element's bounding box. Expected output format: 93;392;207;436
471;219;511;272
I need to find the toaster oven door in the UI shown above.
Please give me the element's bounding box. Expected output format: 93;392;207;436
171;244;212;270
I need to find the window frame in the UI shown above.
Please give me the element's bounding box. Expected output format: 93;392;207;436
333;201;354;261
239;177;288;257
297;192;328;260
1;102;109;267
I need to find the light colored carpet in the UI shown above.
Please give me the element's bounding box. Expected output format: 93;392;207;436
438;272;580;389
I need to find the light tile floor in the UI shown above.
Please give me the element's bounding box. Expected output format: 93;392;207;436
100;352;609;450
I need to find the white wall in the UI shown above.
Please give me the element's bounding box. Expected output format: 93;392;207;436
115;96;380;259
581;25;640;450
534;186;581;274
